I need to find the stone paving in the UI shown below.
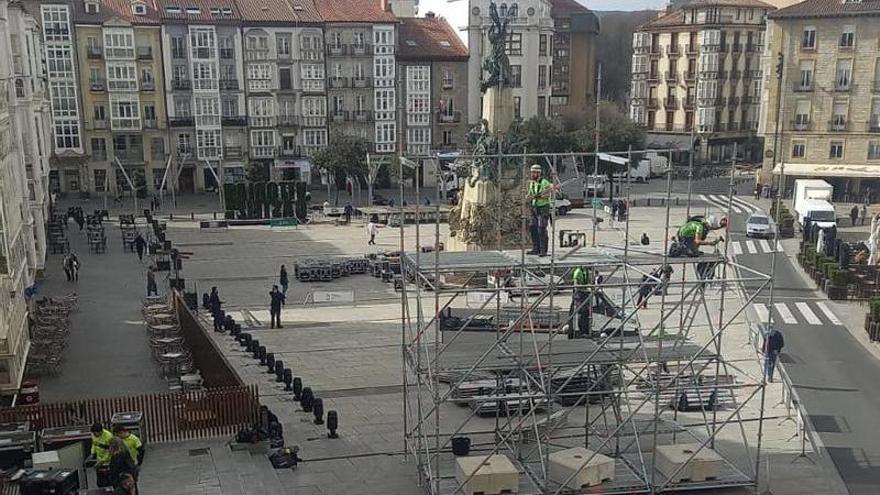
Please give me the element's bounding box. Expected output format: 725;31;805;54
130;198;848;494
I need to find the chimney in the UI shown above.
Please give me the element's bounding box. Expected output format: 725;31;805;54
425;11;435;18
380;0;392;12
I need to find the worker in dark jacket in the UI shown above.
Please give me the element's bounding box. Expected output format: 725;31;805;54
269;285;286;329
209;287;223;332
133;233;147;261
763;328;785;382
279;265;289;295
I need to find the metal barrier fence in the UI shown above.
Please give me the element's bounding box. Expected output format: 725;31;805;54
173;291;244;388
0;385;259;443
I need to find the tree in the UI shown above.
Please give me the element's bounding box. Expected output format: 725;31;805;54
312;132;370;203
516;116;577;154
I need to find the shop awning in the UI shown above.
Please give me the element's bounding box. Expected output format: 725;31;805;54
772;162;880;178
275;158;312;174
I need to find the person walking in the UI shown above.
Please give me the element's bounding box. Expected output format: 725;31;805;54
763;328;785;382
279;265;289;295
113;425;145;467
133;233;146;261
114;473;138;495
269;285;285;329
527;164;556;257
63;254;73;281
90;422;114;487
861;204;868;226
67;252;80;281
851;204;859;227
146;266;158;297
209;287;223;332
367;215;380;246
107;437;138;489
343;203;353;224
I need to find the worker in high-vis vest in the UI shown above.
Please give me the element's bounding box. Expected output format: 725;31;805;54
569;266;593;338
527;164;556;256
113;424;145;466
90;421;114;486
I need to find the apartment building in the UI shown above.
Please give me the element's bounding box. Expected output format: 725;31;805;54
40;1;86;193
317;0;398;154
158;0;247;192
466;0;597;124
759;0;880;197
238;0;323;183
1;0;53;393
631;0;773;164
398;14;469;156
548;0;599;117
74;0;168;196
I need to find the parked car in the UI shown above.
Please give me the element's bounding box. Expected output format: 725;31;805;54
745;213;774;238
372;194;390;206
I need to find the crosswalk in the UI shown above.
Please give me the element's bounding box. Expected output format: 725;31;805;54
728;239;782;256
752;300;843;327
699;194;761;214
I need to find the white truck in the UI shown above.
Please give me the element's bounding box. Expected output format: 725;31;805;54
612;160;650;183
585;174;607;197
793;179;836;228
645;152;670;178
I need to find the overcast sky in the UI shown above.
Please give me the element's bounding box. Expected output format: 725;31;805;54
418;0;666;44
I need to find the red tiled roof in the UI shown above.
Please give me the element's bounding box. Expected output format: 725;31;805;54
235;0;320;23
73;0;162;25
313;0;396;23
770;0;880;18
398;15;467;60
155;0;241;22
550;0;590;17
681;0;774;7
639;9;686;29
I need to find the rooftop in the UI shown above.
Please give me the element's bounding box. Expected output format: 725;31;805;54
397;15;468;61
155;0;241;22
770;0;880;18
235;0;321;23
73;0;162;25
639;0;775;29
313;0;396;23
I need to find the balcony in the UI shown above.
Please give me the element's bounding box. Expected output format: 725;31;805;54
727;96;740;106
350;43;371;56
219;79;239;90
729;70;741;80
742;96;759;105
223;145;243;158
441;78;454;90
137;46;152;60
647;98;659;110
329;77;349;89
221;116;247;126
331;111;349;122
352;77;372;88
834;81;852;92
684;71;696;82
172;79;192;91
353;110;372;121
687;44;698;54
280;145;302;157
649;46;661;57
302;80;325;93
251;146;277;159
220;48;234;60
90;79;105;91
793;82;813;92
867;119;880;132
87;46;103;59
141;80;155;91
665;71;679;83
745;70;762;79
663;97;678;109
169;117;194;127
279;116;300;127
436;111;461;124
647;72;659;82
114;150;145;163
828;120;848;132
94;119;108;130
732;43;743;53
327;44;347;56
665;45;681;57
683;98;695;110
791;119;811;131
144;119;158;129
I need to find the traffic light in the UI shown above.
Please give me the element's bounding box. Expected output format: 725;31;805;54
775;53;784;80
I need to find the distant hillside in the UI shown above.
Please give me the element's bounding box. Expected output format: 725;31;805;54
594;10;660;105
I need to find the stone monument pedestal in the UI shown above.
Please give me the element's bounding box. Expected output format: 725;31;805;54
448;179;496;252
483;87;514;134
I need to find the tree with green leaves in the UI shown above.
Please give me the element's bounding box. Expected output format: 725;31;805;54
245;161;269;183
312;131;370;204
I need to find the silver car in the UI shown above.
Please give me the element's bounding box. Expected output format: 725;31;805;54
746;213;774;238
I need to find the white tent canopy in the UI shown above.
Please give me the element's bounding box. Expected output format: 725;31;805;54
772;163;880;178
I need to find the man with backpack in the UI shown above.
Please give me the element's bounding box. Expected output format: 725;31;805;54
674;215;727;257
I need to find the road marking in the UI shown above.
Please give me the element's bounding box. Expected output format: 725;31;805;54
731;242;743;255
753;303;770;323
816;301;842;325
709;194;743;213
745;241;757;254
731;196;759;213
795;302;822;325
774;303;798;324
759;239;772;252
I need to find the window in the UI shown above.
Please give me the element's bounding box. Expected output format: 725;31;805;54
872;100;880;128
171;36;186;59
354;62;366;80
538;96;546;116
840;26;855;48
700;53;719;73
282;135;297;154
196;129;221;159
869;142;880;160
219;37;234;59
177;133;192;154
794;100;811;129
248;97;276;127
374;56;394;81
802;27;816;49
144;104;156;125
374;121;396;152
277;35;291;57
442;130;453;146
46;46;74;78
303;129;327;147
302;96;326;117
50;82;78;118
106;62;138;90
103;29;135;58
510;65;522;87
835;60;853;90
110;94;141;130
406;66;430;92
830;141;844;159
539;34;548;56
831;101;848;130
174;96;191;117
222;98;238;117
506;32;522;55
374;88;395;120
250;130;275;158
353;32;365;48
141;67;154;88
538;65;547;88
93;104;106;122
247;63;272;91
192;62;218;90
194;96;220;127
798;60;814;90
332;95;345;114
172;64;187;82
94;169;107;191
151;137;165;160
632;55;648;74
279;67;292;90
791;141;805;159
91;138;107;160
54;121;81;149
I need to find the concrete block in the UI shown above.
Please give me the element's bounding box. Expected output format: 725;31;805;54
455;454;519;495
548;447;615;489
655;443;723;483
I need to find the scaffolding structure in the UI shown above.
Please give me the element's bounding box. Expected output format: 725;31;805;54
399;149;772;494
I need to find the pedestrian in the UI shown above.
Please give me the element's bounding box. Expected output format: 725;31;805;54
209;287;223;332
754;184;762;200
569;266;592;338
279;265;289;295
133;233;146;261
861;204;867;226
343;203;353;224
851;204;859;226
146;266;158;297
63;254;73;281
763;327;785;382
269;285;285;329
113;425;145;467
114;473;138;495
67;252;80;281
367;215;380;246
90;422;113;487
107;437;138;489
527;164;556;257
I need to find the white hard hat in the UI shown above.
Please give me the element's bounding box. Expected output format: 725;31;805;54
530;164;542;172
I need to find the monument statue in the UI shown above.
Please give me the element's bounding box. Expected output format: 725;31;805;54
447;1;526;251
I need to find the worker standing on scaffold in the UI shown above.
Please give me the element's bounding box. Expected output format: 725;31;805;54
569;266;593;338
527;164;557;257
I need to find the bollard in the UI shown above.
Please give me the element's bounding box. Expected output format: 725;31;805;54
275;361;285;382
301;387;314;412
283;369;293;391
312;398;324;425
213;211;217;220
258;346;267;364
326;411;339;438
292;377;303;401
191;212;195;220
265;353;275;373
170;213;173;221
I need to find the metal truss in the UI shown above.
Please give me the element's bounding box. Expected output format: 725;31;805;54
398;149;771;494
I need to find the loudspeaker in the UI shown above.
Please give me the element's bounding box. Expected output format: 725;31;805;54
283;369;292;391
274;361;284;382
312;398;324;425
258;346;267;364
292;377;302;401
265;353;275;372
326;410;338;438
301;387;314;412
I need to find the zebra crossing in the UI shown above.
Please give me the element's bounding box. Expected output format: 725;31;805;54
728;239;782;256
751;300;843;326
699;194;761;214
